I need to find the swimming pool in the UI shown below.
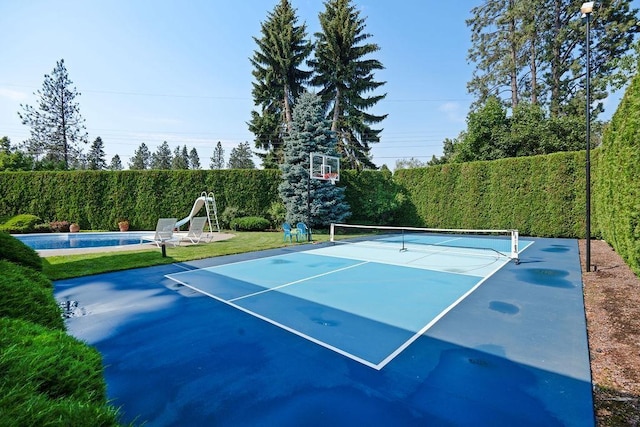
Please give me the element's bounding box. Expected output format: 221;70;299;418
14;232;150;250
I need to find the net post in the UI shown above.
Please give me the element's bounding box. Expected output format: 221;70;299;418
511;230;519;263
399;228;407;252
330;223;335;243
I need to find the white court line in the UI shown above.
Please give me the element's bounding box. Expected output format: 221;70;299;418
167;252;304;279
228;261;370;302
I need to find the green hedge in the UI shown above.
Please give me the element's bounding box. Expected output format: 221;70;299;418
595;70;640;275
393;151;588;237
0;213;42;233
231;216;271;231
0;231;43;270
0;233;123;425
0;318;121;426
0;260;64;330
0;169;281;231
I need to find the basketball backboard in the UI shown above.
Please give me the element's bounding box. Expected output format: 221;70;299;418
310;152;340;183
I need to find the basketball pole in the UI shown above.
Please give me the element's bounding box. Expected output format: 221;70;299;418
307;151;312;242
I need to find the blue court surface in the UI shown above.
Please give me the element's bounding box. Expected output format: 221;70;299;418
54;237;594;426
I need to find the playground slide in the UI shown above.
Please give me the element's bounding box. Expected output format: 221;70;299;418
175;197;207;228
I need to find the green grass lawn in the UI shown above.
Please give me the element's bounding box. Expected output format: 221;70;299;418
43;231;331;281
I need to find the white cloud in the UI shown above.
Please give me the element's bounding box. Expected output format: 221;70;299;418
0;87;28;101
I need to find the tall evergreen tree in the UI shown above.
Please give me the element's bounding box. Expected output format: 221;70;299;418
172;145;189;170
129;142;151;170
109;154;123;171
228;142;256;169
279;92;350;227
150;141;172;169
18;59;88;169
210;141;225;169
467;0;639;118
189;147;201;170
310;0;387;170
249;0;312;168
87;136;107;170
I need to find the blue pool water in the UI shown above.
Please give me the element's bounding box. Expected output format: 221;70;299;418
14;232;149;250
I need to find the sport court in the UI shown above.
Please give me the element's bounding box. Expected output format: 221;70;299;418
54;232;594;426
166;230;528;370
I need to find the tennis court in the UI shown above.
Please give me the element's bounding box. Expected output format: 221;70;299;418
166;229;530;369
54;230;594;426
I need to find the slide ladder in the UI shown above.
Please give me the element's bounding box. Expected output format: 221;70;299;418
202;191;220;233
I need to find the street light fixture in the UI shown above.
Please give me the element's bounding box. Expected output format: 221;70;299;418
582;1;593;272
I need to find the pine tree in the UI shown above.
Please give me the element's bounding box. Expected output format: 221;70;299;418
150;141;172;169
467;0;639;118
279;92;350;227
87;136;107;170
227;142;256;169
109;154;123;171
129;142;151;170
310;0;387;170
18;59;88;169
189;147;201;170
172;145;189;170
249;0;312;168
210;141;225;169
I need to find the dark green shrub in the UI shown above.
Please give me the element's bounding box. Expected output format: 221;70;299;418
0;232;43;271
0;214;42;233
0;260;64;330
33;223;52;233
231;216;271;231
266;201;286;229
50;220;70;232
0;318;121;426
220;206;245;229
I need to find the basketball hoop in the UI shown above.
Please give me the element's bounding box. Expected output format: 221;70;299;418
310;153;340;184
325;172;338;185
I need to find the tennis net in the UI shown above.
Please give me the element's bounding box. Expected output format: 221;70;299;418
329;223;520;262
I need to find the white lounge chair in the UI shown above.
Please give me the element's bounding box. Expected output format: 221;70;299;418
141;218;180;247
184;217;208;244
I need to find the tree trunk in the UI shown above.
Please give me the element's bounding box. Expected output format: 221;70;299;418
508;1;519;108
331;88;341;132
283;85;293;133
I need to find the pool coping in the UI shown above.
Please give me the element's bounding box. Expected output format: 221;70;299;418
23;231;235;257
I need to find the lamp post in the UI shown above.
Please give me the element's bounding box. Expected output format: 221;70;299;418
581;1;594;272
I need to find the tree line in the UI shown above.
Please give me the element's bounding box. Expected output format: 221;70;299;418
4;1;637;172
423;0;639;167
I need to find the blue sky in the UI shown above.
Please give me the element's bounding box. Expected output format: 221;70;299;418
0;1;635;170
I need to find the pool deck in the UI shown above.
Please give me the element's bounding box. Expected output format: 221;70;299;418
54;237;594;426
35;232;235;257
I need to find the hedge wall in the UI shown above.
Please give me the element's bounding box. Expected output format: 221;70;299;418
0;169;281;231
595;70;640;275
393;151;589;238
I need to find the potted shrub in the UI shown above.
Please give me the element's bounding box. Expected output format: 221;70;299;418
69;223;80;233
118;219;129;232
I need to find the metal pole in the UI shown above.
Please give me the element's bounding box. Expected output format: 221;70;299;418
585;11;591;272
307;175;311;242
307;152;311;242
